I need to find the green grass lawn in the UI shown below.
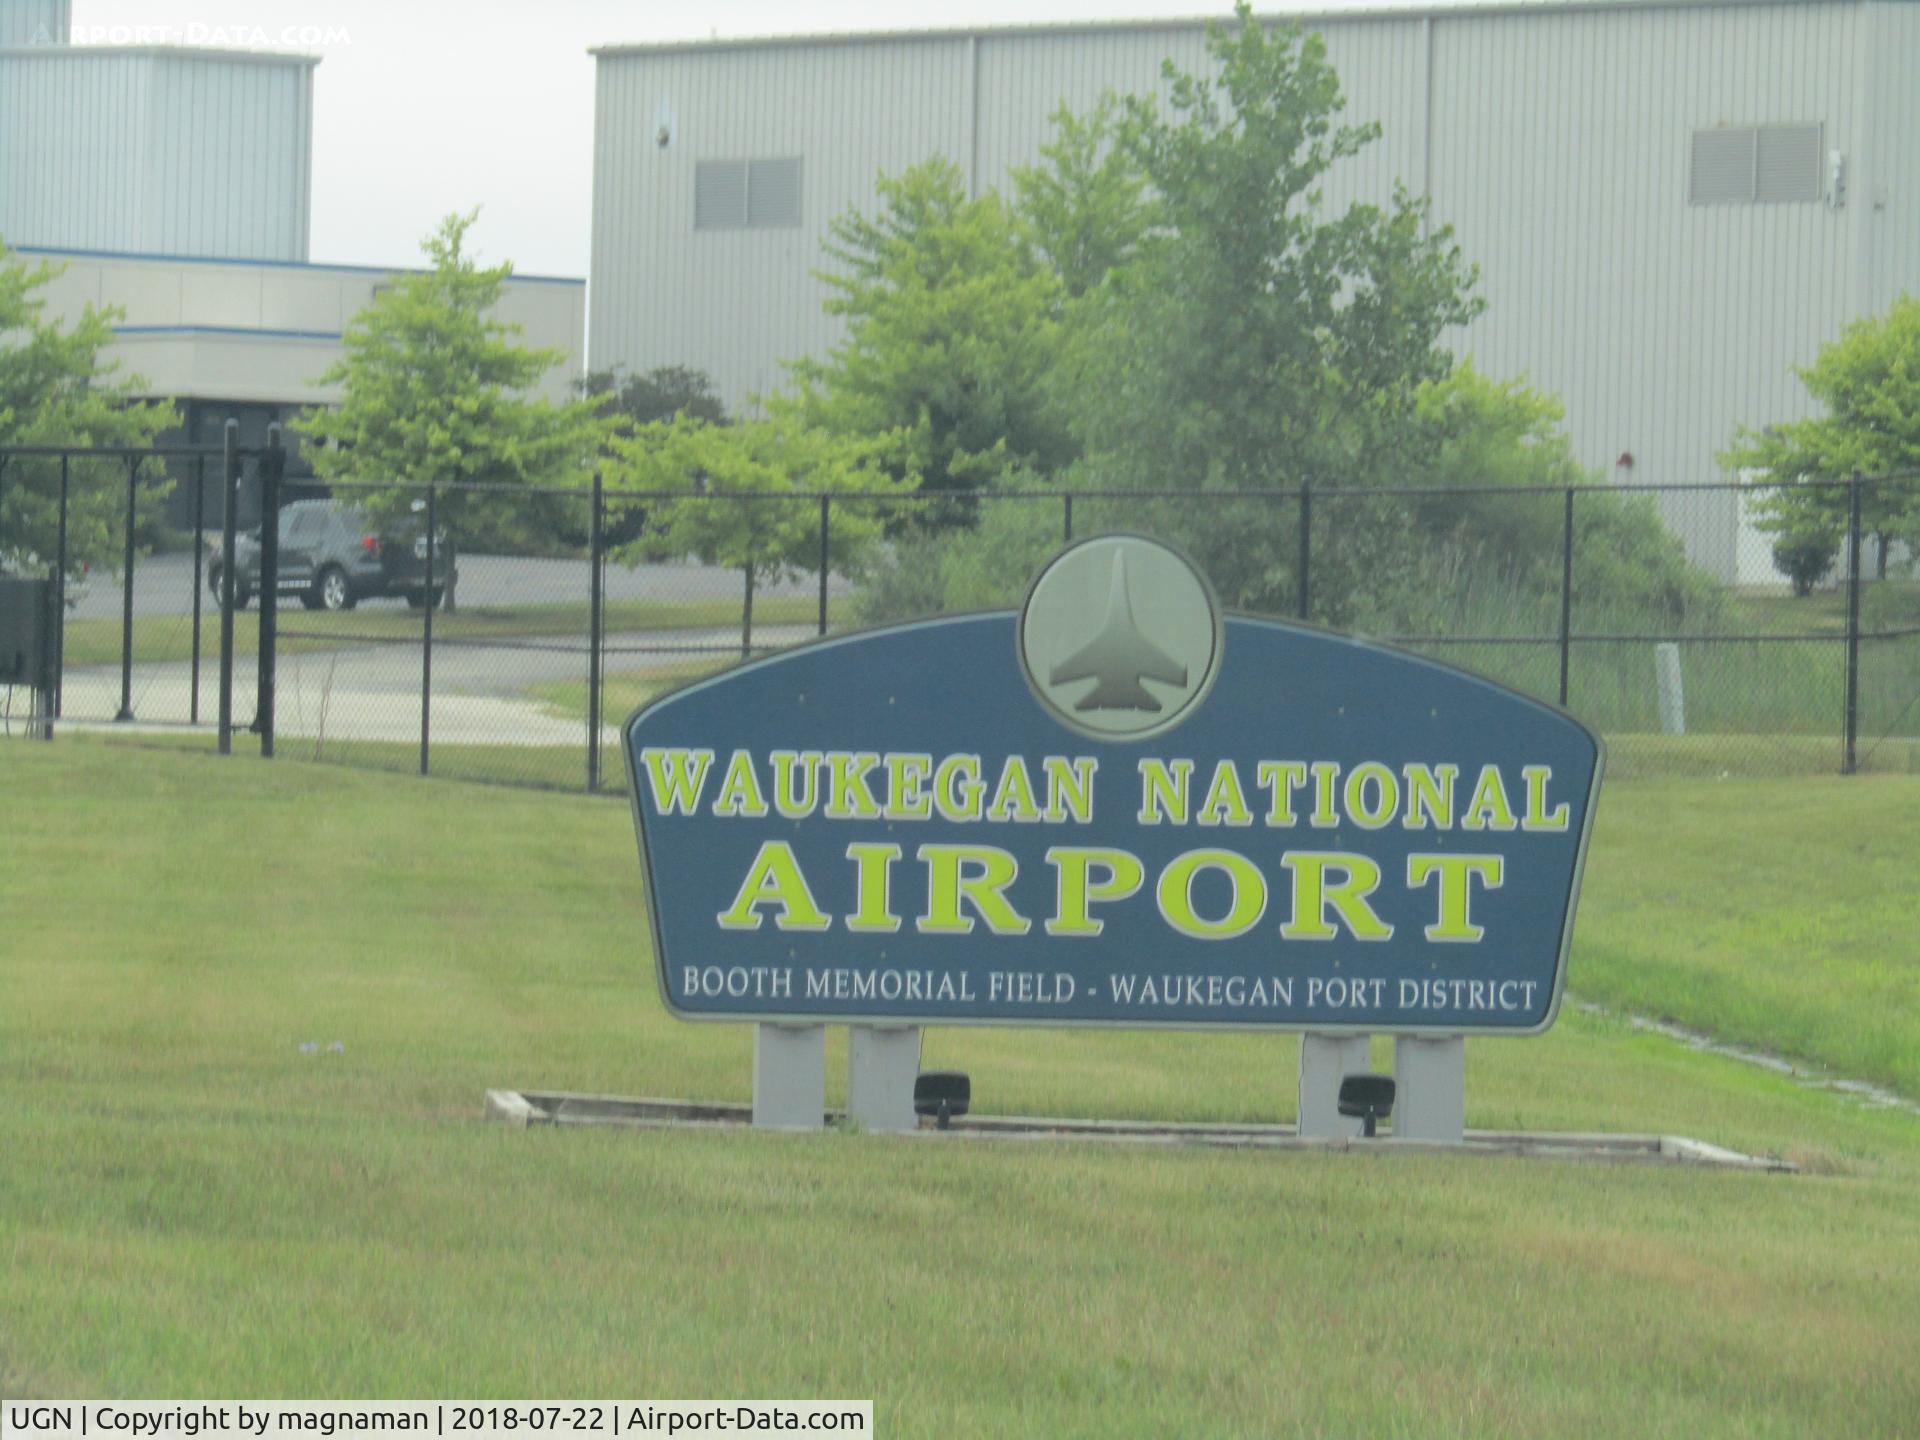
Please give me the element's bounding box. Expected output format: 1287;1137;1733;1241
4;745;1919;1433
1574;774;1920;1097
80;728;1920;1098
530;658;731;726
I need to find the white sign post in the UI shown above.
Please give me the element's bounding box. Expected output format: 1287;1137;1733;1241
752;1023;826;1130
846;1025;922;1132
1296;1033;1373;1139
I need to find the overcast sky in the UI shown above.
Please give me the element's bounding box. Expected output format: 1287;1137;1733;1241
70;1;1475;277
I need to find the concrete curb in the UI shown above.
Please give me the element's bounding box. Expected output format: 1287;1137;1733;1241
481;1089;1797;1171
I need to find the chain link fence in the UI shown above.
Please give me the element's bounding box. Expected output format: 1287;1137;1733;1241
5;441;1916;784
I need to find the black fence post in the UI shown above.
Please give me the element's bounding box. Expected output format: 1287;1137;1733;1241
1063;493;1074;545
1297;481;1312;622
421;482;435;777
191;458;205;725
115;457;139;721
257;429;283;758
36;554;56;741
588;472;605;794
741;562;755;659
817;495;831;637
53;455;68;719
218;421;239;755
1559;486;1575;708
1843;470;1863;775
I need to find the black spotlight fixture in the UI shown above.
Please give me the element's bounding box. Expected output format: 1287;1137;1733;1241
1337;1074;1396;1138
914;1071;971;1130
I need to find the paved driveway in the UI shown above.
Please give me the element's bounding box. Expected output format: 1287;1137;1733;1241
66;552;843;620
56;624;814;745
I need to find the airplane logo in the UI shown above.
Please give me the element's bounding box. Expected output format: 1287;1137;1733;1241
1049;551;1187;711
1020;532;1222;741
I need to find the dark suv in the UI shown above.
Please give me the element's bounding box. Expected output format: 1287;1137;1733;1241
208;499;456;611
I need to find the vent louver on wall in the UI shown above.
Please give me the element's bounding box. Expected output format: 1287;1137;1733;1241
1690;128;1756;204
1756;125;1822;203
694;160;749;230
694;157;803;231
746;157;803;228
1690;124;1822;206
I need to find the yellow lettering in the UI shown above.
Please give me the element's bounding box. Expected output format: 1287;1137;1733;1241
640;747;714;817
710;749;767;818
845;843;902;933
1522;765;1571;831
883;753;933;821
1463;765;1518;831
1041;755;1097;824
986;755;1043;823
1137;759;1194;824
1279;852;1394;941
1156;848;1268;940
1045;846;1145;937
823;751;883;819
1197;759;1254;827
1255;760;1307;827
770;750;822;819
1343;762;1399;830
1402;764;1457;830
1309;761;1341;828
933;755;985;823
716;841;831;931
916;845;1030;935
1408;854;1503;942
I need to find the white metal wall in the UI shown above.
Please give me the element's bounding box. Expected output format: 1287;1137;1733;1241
0;0;67;47
969;20;1427;225
590;3;1917;574
592;35;971;406
0;47;315;262
24;248;586;406
1862;2;1920;321
1427;2;1867;578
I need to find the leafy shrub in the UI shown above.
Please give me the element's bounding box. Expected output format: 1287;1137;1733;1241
1773;534;1838;597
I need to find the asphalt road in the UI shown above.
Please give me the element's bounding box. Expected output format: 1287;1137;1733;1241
66;551;844;621
54;624;816;742
47;548;849;747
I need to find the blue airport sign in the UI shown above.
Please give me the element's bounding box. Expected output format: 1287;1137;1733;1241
624;536;1603;1033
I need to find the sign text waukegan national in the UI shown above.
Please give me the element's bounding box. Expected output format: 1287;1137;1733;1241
624;536;1603;1034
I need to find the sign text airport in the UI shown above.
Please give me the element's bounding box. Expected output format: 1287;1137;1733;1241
624;537;1603;1033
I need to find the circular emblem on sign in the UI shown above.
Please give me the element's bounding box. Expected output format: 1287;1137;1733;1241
1018;533;1223;741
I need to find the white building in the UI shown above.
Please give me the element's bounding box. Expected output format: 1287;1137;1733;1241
10;244;587;440
588;0;1920;580
1;0;585;522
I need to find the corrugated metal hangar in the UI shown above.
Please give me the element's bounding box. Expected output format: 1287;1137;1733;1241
0;0;584;518
588;0;1920;579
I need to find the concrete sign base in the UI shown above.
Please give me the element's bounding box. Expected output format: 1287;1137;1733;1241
847;1026;922;1132
752;1022;826;1129
1298;1033;1467;1141
1394;1035;1466;1142
1297;1033;1374;1139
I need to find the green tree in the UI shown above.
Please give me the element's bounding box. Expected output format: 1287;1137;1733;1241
1061;5;1482;617
791;159;1074;503
580;365;727;434
1011;96;1155;301
1404;365;1717;631
300;211;610;604
608;403;913;650
1087;5;1481;489
0;242;176;578
1722;294;1920;582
